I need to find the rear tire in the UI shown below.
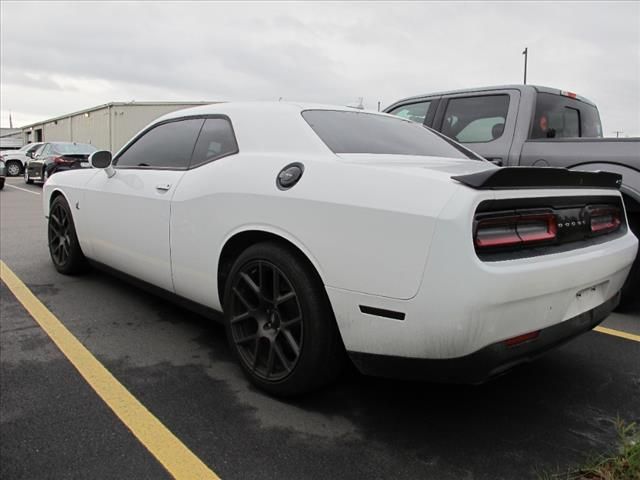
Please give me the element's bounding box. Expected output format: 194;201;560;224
0;178;4;190
223;242;344;396
48;196;88;275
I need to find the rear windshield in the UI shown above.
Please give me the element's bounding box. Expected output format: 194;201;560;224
530;92;602;139
302;110;477;160
52;143;98;154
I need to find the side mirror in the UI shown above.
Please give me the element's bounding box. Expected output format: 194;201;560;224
26;151;34;159
89;150;115;178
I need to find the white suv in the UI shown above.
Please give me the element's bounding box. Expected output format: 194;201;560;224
0;143;44;176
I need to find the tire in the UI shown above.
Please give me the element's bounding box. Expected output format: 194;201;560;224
223;242;344;396
48;196;88;275
6;160;22;177
24;167;33;184
43;167;49;183
0;178;4;190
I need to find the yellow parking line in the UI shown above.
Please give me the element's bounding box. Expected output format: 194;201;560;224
594;326;640;343
0;261;220;480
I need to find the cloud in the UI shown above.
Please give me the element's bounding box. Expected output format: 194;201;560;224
1;1;638;135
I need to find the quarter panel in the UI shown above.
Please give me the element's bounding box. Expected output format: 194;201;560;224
170;153;460;308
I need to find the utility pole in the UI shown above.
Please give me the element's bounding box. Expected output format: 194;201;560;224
377;101;381;112
613;130;623;138
522;47;528;84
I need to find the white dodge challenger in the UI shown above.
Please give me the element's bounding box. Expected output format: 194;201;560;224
43;103;638;395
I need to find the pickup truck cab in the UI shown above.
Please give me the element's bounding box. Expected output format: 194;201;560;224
385;85;639;306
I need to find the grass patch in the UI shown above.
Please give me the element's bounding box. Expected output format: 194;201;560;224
538;418;639;480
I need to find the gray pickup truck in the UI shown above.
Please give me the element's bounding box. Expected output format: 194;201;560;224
385;85;639;306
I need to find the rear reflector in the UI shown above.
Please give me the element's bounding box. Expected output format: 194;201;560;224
475;213;557;249
504;330;540;347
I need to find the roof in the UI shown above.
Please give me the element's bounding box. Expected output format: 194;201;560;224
20;101;218;129
385;85;597;109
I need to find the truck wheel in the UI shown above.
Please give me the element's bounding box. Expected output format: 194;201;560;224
223;242;344;396
6;160;22;177
48;196;88;275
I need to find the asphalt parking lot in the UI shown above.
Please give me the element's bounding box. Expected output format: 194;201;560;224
1;177;639;480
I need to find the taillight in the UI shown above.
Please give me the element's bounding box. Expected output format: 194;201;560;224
560;90;577;99
475;213;557;249
53;156;73;165
589;207;621;234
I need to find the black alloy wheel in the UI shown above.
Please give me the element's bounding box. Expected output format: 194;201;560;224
48;196;87;274
229;260;303;382
224;242;344;396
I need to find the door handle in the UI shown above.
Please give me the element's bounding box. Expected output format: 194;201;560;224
156;183;171;191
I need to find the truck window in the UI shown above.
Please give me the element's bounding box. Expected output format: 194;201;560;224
387;101;431;124
441;95;509;143
530;92;603;139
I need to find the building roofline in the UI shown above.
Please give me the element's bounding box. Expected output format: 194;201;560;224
19;101;219;129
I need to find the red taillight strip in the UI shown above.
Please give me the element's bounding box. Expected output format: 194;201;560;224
475;213;557;249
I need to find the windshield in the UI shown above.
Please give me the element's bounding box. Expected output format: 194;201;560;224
52;143;97;154
302;110;478;160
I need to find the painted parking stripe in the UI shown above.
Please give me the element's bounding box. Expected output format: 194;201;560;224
0;261;221;480
594;325;640;343
4;183;41;195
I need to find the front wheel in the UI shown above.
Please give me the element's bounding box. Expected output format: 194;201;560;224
223;242;344;396
24;167;33;184
48;196;88;274
6;161;22;177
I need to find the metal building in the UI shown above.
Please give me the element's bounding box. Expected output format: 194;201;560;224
20;101;215;152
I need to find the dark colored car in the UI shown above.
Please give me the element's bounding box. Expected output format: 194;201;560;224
24;142;97;184
0;159;6;190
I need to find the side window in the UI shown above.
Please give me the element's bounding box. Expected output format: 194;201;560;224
39;144;51;156
27;144;41;154
115;118;204;169
387;101;431;124
190;118;238;168
441;95;510;143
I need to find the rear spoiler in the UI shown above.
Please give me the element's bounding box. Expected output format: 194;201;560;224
452;167;622;190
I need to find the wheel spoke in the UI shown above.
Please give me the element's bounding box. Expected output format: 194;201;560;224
240;272;260;296
272;268;280;303
252;340;261;370
281;329;300;356
50;213;62;227
233;287;253;312
230;311;252;324
265;342;275;377
276;291;295;305
235;332;258;345
273;343;291;372
281;316;301;328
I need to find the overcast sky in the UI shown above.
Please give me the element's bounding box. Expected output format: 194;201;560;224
1;1;639;136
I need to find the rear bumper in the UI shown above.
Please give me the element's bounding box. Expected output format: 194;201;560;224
348;291;619;383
